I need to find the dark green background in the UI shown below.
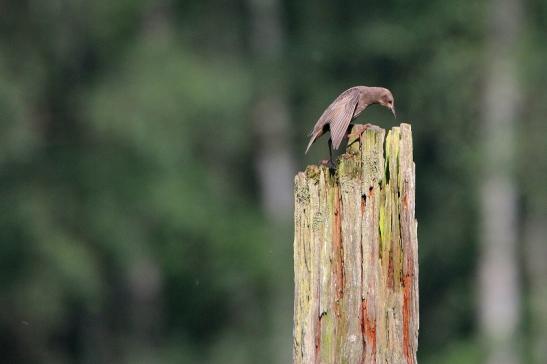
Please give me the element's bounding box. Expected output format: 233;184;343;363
0;0;545;363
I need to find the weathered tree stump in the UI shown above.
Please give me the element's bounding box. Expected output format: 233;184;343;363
293;123;418;364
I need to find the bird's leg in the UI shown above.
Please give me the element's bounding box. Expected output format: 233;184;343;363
321;138;336;170
348;123;355;134
328;138;335;170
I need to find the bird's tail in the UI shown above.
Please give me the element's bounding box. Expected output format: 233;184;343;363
305;132;317;154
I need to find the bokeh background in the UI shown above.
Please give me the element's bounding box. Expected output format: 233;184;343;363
0;0;546;363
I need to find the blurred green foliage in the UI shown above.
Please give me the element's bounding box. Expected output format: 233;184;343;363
0;0;545;363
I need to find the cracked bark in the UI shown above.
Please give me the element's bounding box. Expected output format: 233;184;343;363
293;123;419;363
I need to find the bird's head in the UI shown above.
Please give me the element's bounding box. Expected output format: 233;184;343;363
378;88;396;118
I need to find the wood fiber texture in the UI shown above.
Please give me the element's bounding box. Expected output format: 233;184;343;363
293;123;418;364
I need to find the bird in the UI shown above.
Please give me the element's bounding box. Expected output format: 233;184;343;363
305;86;396;164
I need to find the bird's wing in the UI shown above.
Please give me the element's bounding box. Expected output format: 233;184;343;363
326;89;360;150
305;97;339;154
305;88;360;154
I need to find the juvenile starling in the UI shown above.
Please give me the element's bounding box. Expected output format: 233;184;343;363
305;86;396;161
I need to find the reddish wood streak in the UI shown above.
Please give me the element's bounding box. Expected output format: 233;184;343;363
403;274;413;364
361;299;376;363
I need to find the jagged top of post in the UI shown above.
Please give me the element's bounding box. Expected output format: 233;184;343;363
297;123;413;183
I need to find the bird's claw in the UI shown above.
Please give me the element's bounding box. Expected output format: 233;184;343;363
320;159;336;171
363;123;383;132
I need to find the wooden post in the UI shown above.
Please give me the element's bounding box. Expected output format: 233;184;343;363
293;123;418;364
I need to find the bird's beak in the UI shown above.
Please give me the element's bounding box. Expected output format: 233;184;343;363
391;106;397;119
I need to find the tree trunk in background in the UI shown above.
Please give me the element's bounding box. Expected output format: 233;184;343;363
247;0;296;224
479;0;522;363
524;215;547;364
293;124;419;363
522;42;547;363
247;2;296;362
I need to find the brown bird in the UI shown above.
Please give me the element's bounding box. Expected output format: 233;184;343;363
305;86;396;162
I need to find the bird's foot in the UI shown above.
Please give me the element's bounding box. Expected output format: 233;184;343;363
348;124;383;138
347;123;359;135
320;159;336;171
363;123;383;132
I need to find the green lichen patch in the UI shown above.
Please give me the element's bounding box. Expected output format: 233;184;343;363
337;153;361;180
305;164;321;180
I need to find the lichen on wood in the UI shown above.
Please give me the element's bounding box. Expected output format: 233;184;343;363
293;123;418;364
